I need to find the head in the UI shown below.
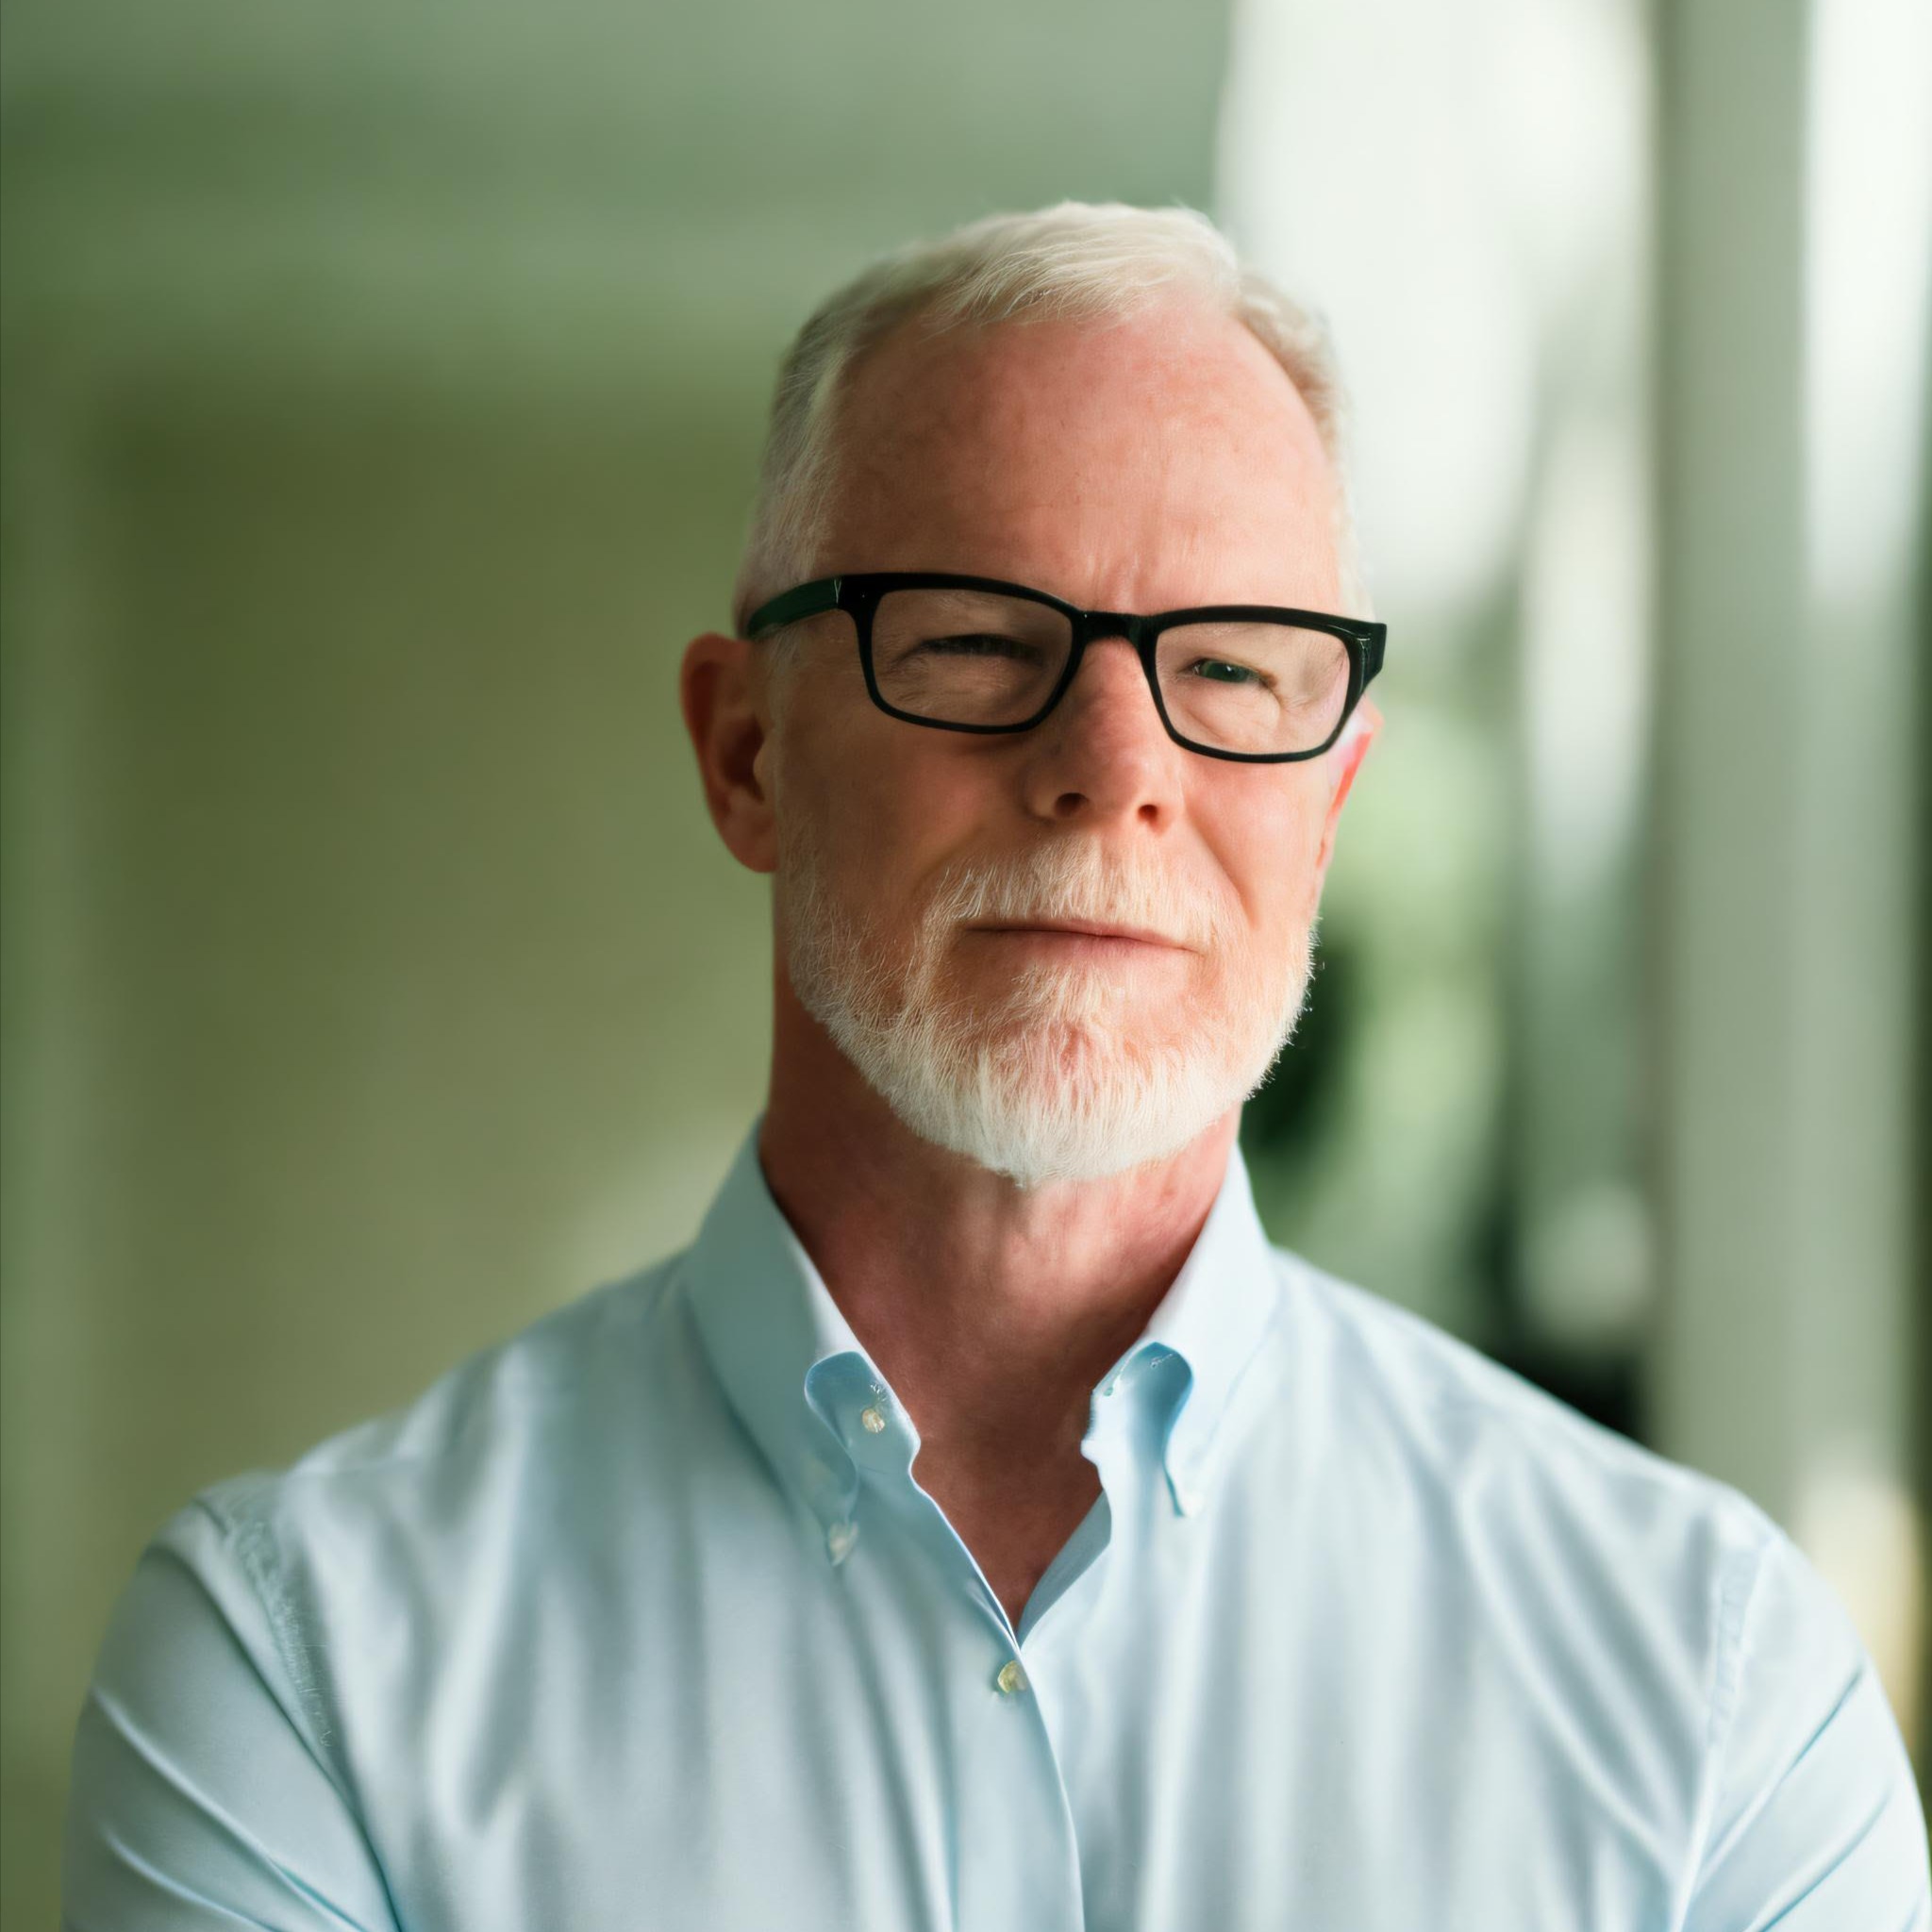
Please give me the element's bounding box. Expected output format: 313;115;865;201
683;202;1382;1191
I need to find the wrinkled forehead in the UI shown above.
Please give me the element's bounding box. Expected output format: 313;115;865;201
820;298;1342;609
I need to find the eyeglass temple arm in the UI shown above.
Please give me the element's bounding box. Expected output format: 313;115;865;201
744;577;842;641
1360;623;1388;685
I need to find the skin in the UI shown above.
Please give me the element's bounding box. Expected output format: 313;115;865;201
680;294;1380;1627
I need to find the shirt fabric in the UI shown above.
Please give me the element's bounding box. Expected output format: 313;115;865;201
65;1121;1930;1929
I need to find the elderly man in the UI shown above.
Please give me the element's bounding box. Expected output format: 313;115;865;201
66;205;1927;1927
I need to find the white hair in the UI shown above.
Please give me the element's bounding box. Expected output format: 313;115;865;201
729;200;1372;641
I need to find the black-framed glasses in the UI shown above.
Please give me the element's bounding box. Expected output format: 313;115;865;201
743;572;1387;763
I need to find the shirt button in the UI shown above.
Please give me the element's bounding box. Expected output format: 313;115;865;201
859;1406;887;1435
995;1659;1028;1696
826;1520;858;1563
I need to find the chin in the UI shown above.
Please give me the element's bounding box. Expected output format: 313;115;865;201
982;1013;1158;1091
873;1000;1259;1191
948;953;1175;1038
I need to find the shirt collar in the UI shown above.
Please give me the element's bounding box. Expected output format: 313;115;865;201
1124;1132;1283;1512
681;1119;1284;1558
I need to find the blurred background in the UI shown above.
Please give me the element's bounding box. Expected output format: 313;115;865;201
3;0;1926;1917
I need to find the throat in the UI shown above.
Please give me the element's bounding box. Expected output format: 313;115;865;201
912;1443;1106;1632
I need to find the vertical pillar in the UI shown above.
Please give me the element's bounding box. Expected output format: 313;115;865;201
1652;0;1927;1761
1650;0;1812;1517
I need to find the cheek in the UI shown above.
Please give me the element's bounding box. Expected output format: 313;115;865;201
1202;776;1330;936
776;705;991;906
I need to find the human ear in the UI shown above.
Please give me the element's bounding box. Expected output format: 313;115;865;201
1310;697;1381;884
678;631;779;875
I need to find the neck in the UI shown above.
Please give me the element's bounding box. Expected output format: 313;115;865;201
758;975;1238;1468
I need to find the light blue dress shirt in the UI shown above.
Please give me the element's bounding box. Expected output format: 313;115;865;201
66;1123;1929;1928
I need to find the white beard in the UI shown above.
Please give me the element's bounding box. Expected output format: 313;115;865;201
775;812;1317;1191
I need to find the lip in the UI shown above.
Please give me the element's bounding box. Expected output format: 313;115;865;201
970;920;1192;952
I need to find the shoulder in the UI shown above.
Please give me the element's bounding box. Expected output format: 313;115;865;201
1276;1245;1777;1569
86;1252;708;1784
1263;1250;1930;1906
139;1251;698;1655
1265;1249;1834;1746
204;1251;689;1521
1267;1249;1930;1897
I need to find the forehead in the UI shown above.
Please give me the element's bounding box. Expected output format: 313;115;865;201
820;296;1341;610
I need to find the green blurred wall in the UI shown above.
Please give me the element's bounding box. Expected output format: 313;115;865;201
0;4;1232;1919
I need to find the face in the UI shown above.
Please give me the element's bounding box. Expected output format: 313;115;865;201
691;296;1378;1188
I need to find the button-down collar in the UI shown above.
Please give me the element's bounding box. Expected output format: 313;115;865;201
682;1120;1284;1557
1108;1131;1282;1512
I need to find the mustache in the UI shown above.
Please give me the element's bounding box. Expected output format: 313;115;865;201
921;842;1235;953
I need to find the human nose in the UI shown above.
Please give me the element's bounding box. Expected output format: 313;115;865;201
1016;636;1186;830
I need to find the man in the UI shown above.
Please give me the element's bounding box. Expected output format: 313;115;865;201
65;204;1928;1927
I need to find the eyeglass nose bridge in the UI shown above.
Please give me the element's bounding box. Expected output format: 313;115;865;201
1055;611;1166;713
1070;609;1158;650
1037;612;1176;748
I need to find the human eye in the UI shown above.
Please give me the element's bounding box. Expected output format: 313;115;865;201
917;632;1046;664
1182;655;1275;690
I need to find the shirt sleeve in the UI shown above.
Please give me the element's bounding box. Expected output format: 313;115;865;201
1682;1522;1931;1932
62;1497;402;1931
